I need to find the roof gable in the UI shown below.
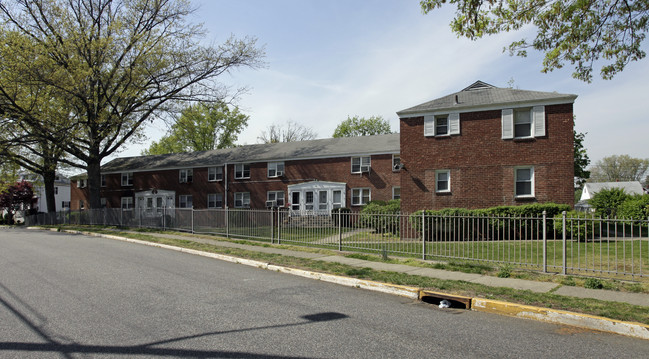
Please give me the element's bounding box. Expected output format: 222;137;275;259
397;81;577;116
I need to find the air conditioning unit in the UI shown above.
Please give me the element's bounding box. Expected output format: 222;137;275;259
360;165;371;173
275;171;284;177
266;200;277;208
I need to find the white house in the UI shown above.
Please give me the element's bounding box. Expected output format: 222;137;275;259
580;181;645;201
18;172;71;212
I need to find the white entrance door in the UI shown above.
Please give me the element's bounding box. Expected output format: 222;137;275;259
287;181;346;216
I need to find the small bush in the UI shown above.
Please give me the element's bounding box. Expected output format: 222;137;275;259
616;195;649;221
359;200;400;234
497;264;512;278
553;210;596;239
589;187;631;217
584;278;604;289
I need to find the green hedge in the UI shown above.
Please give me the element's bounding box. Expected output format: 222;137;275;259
359;200;400;234
408;203;571;241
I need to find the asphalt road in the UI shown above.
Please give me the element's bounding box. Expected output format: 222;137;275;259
1;227;648;358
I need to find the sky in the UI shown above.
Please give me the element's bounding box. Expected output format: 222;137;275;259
119;0;649;168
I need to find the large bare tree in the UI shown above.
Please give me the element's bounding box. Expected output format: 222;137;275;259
0;0;264;208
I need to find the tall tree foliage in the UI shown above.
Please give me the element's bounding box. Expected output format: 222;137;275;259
0;180;34;218
143;102;249;155
0;0;264;209
332;116;392;138
420;0;649;82
573;128;590;188
257;121;317;143
589;155;649;182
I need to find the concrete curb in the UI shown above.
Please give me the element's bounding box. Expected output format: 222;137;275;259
472;298;649;340
40;228;649;340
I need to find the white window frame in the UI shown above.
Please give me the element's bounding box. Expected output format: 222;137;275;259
121;197;133;210
351;156;371;174
424;113;460;137
179;195;193;208
207;193;223;209
267;191;285;207
208;167;223;182
235;164;251;179
392;186;401;200
435;170;451;193
77;179;86;188
121;172;133;186
351;188;371;206
515;166;535;198
392;154;401;172
234;192;250;208
502;106;545;139
179;169;193;183
267;162;285;178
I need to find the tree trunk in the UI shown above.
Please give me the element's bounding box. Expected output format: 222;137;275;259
87;155;102;210
42;169;57;213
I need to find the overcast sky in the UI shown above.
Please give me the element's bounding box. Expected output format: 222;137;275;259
120;0;649;167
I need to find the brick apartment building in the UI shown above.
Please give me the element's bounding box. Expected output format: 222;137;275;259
397;81;577;213
70;81;577;215
71;134;401;213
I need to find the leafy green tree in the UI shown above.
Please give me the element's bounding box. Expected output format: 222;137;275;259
257;121;317;143
589;155;649;183
573;127;590;188
332;116;392;138
143;102;248;155
0;0;264;209
589;188;631;217
420;0;649;82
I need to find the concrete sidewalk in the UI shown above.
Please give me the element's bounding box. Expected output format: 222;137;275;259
125;230;649;308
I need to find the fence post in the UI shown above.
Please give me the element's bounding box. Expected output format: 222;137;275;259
338;209;342;251
270;208;274;244
226;207;230;239
191;208;194;234
163;206;166;231
277;208;282;244
562;210;567;275
421;211;426;260
542;211;547;273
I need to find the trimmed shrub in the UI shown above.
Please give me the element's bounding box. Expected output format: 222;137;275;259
359;200;400;234
553;210;595;239
588;187;631;217
616;195;649;221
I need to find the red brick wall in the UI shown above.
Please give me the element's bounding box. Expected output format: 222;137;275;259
399;104;574;213
87;154;401;210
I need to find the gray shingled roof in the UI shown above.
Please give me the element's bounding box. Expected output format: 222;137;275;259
101;133;400;173
397;81;578;116
581;181;645;200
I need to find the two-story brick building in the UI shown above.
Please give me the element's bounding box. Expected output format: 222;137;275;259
397;81;577;213
71;134;401;213
71;81;577;215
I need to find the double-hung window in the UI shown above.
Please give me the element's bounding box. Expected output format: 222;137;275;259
424;113;460;136
502;106;545;139
121;172;133;186
121;197;133;210
235;164;250;179
208;167;223;182
351;156;371;174
267;162;285;178
179;195;193;208
179;169;193;183
436;170;451;193
351;188;370;206
515;166;534;198
392;187;401;200
267;191;285;207
207;193;223;208
392;154;401;171
234;192;250;208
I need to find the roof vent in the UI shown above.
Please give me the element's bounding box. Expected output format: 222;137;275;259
454;95;459;105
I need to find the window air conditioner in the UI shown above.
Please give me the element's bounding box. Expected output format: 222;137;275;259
266;200;277;208
360;165;371;173
275;171;284;177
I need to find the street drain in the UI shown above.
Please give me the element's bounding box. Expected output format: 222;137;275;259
419;290;472;310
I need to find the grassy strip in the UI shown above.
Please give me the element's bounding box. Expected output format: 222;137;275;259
48;225;649;326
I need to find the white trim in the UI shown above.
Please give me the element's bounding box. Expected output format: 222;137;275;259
514;166;535;198
435;170;451;193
